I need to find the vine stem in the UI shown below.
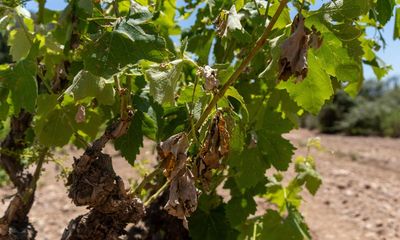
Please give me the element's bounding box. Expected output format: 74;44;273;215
194;0;289;131
37;0;46;24
132;167;162;195
144;179;170;206
22;147;48;203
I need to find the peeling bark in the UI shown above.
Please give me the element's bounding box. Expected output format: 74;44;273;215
62;120;145;240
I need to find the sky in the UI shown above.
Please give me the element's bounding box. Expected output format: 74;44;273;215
24;0;400;80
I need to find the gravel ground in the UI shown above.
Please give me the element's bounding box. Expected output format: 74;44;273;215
0;129;399;240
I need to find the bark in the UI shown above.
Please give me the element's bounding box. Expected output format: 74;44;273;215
127;190;190;240
0;110;37;240
62;121;145;240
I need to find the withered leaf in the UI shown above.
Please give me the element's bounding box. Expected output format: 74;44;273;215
158;133;189;179
279;14;309;83
194;111;230;190
164;168;198;229
158;133;199;228
197;65;219;91
309;26;323;49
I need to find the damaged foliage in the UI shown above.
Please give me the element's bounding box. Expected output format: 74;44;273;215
197;65;219;92
194;111;230;191
278;14;323;82
157;133;198;229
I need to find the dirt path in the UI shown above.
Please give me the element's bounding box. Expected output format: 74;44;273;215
289;130;400;240
0;130;399;239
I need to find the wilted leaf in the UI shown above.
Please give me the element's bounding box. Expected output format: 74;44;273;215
158;132;189;179
158;133;198;227
308;26;323;49
215;5;250;43
164;168;198;229
279;14;309;82
194;111;230;190
197;65;219;91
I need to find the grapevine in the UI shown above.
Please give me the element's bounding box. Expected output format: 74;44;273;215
0;0;399;239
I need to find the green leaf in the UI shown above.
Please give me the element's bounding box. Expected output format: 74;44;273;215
114;111;144;165
257;132;295;171
83;17;168;78
65;70;115;105
255;108;293;134
305;17;363;86
229;121;245;153
235;0;244;11
155;0;180;35
225;86;249;123
323;0;371;21
229;148;268;188
295;156;322;195
186;30;214;64
144;59;183;105
265;178;302;212
35;109;74;147
0;82;9;120
0;42;38;113
7;28;31;62
36;94;58;116
75;108;104;139
259;207;311;240
225;195;257;227
0;100;9;121
376;0;395;25
394;8;400;39
189;204;239;240
364;57;392;80
278;51;334;114
255;109;295;171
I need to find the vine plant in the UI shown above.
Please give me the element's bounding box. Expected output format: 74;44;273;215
0;0;399;239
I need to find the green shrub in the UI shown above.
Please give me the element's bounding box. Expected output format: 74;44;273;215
339;99;389;136
302;80;400;138
382;110;400;137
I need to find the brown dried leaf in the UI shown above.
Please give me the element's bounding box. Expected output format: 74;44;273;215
279;14;309;83
194;111;230;190
197;65;219;91
157;133;189;179
75;105;86;123
159;133;199;228
309;26;323;49
218;113;230;156
164;168;198;229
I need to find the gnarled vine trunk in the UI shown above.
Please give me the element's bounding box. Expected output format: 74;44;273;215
0;110;36;240
61;121;145;240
